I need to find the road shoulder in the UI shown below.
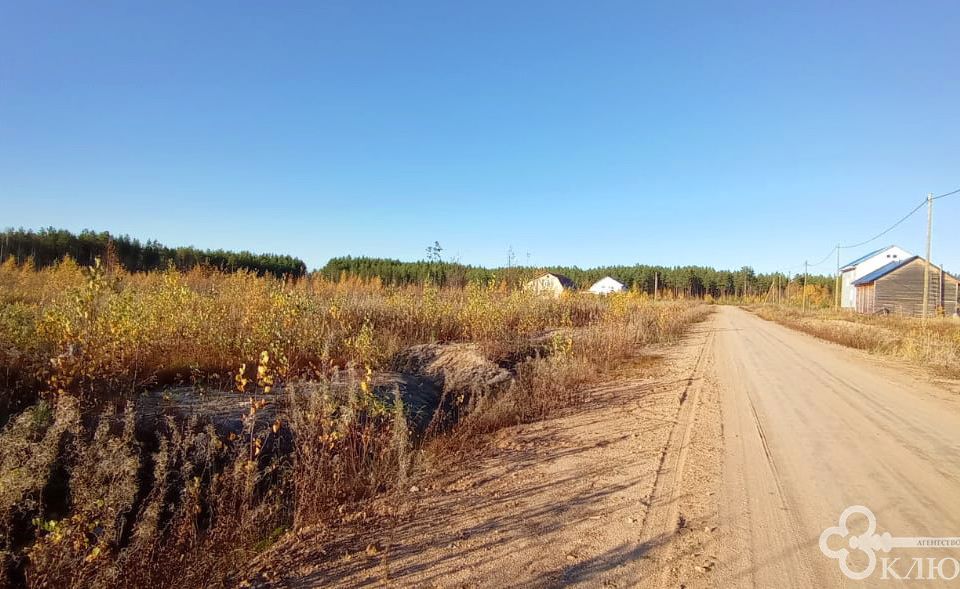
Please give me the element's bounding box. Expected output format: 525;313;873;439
248;316;723;588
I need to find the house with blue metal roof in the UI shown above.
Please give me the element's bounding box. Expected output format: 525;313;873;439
853;256;959;316
839;245;912;309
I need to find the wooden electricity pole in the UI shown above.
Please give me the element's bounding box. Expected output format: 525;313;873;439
922;192;933;319
653;272;658;300
802;261;808;314
834;244;841;309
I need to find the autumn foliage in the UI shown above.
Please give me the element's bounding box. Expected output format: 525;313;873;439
0;257;708;587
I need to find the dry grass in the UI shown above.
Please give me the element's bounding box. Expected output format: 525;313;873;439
749;304;960;377
0;258;710;587
0;257;630;410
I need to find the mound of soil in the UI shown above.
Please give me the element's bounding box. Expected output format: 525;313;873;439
368;372;441;431
393;343;512;395
136;343;513;437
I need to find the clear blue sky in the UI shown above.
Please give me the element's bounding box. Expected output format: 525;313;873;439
2;1;958;273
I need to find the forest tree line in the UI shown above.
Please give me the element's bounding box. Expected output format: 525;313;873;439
0;228;307;278
1;228;835;298
319;255;836;298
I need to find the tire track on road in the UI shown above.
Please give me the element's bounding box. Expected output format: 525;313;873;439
635;325;717;584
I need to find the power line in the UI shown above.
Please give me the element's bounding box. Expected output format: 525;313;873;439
788;188;960;270
809;246;838;267
785;185;957;284
932;187;960;201
811;186;957;257
784;248;835;275
839;199;926;250
781;246;834;284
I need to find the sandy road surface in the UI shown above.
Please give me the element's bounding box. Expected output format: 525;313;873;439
714;306;960;588
254;306;960;587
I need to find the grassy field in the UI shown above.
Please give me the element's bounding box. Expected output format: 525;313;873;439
0;258;709;587
749;304;960;377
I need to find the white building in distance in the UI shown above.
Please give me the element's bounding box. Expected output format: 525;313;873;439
589;276;627;294
839;245;912;309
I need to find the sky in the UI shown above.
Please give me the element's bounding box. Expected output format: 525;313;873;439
1;1;958;273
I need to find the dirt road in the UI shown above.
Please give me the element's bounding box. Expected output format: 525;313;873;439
256;306;960;587
714;306;960;587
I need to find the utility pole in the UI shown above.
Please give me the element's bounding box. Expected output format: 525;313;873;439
940;264;946;314
802;261;808;314
922;192;933;319
653;272;658;300
834;244;841;310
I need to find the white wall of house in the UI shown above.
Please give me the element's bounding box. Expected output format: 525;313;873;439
840;246;912;308
589;276;626;294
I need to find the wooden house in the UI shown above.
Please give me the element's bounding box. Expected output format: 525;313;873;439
524;273;577;297
853;256;959;317
839;245;912;309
